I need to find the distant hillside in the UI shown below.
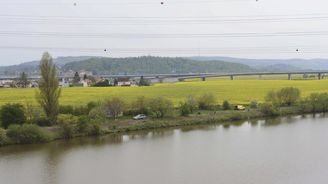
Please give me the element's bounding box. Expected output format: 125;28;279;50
62;56;254;75
256;64;304;72
0;56;93;76
190;56;328;70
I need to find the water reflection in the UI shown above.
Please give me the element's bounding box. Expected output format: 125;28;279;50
1;113;328;184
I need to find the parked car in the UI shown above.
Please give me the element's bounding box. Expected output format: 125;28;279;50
235;105;246;111
133;114;147;120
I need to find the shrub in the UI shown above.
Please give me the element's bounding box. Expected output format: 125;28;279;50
77;115;90;133
179;96;198;116
0;103;26;129
149;97;174;118
88;121;102;135
6;124;51;144
259;103;279;116
57;114;79;139
89;106;107;119
0;128;8;146
59;105;74;114
179;102;193;116
198;93;215;110
222;100;231;110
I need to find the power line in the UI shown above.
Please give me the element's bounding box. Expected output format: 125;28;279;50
0;46;327;54
2;16;328;25
0;0;250;6
1;31;328;38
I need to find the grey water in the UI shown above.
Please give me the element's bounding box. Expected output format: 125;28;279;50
1;114;328;184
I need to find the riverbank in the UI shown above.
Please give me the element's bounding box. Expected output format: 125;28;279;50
0;106;305;147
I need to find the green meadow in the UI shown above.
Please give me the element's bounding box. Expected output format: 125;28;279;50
1;78;328;106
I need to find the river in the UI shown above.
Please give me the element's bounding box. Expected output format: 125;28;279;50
1;114;328;184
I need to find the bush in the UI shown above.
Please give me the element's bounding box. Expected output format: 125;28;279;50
179;96;198;116
88;120;102;135
179;102;193;116
0;103;26;129
198;93;215;110
149;97;174;118
57;114;79;139
259;103;279;116
6;124;51;144
59;105;74;114
89;106;107;119
0;128;8;146
77;115;90;133
76;116;102;135
222;100;231;110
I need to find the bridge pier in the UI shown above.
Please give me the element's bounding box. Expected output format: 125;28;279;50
288;74;292;80
201;77;206;81
318;73;322;80
230;75;234;80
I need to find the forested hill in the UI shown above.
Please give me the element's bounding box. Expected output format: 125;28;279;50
62;56;254;75
0;56;93;76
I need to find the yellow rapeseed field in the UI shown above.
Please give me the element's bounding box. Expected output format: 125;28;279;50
0;79;327;106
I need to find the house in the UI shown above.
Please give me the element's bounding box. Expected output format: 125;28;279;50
116;77;132;86
59;78;70;87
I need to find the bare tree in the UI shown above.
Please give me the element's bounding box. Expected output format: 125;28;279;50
104;97;125;120
36;52;61;123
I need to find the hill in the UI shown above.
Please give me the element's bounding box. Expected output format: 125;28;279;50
190;56;328;71
0;56;93;76
62;56;254;75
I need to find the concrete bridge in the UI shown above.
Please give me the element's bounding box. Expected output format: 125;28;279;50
1;71;327;82
178;71;328;81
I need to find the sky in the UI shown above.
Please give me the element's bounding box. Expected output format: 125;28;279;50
0;0;328;65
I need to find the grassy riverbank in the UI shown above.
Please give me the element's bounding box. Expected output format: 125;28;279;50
0;106;304;147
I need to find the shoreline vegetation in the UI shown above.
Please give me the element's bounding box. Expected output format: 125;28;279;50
1;86;328;147
1;53;328;147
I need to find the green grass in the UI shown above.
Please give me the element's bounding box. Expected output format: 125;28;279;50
0;79;328;106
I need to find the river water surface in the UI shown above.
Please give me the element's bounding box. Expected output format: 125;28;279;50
1;114;328;184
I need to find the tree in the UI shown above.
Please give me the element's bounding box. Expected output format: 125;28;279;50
222;100;231;110
139;76;150;86
83;74;88;80
276;87;300;106
18;72;29;88
36;52;61;124
179;96;198;116
149;97;174;118
198;93;215;110
0;103;26;129
104;97;125;119
265;90;278;105
73;72;81;83
131;96;149;115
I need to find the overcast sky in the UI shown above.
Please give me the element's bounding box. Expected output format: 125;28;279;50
0;0;328;65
